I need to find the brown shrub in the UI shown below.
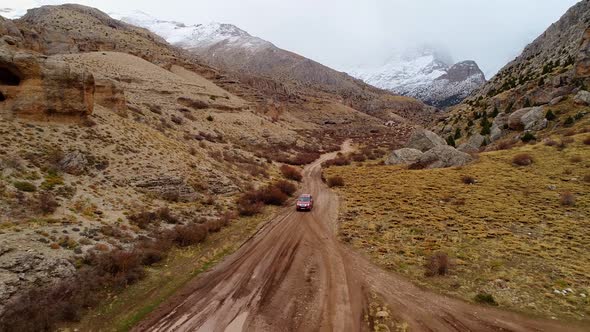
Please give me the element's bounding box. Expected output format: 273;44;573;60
424;252;450;277
461;176;476;184
280;164;303;182
205;219;223;233
172;223;208;247
495;140;515;151
559;192;576;206
584;174;590;183
570;156;582;163
351;153;367;162
273;180;297;196
236;190;264;216
543;139;558;147
323;155;351;168
512;153;534;166
259;186;288;205
156;207;180;224
289;152;321;165
584;136;590;145
128;211;158;229
38;191;58;214
326;175;345;188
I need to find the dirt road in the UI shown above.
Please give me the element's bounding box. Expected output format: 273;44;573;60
134;141;584;332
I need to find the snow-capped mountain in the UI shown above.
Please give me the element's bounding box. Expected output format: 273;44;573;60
111;11;273;53
349;48;486;108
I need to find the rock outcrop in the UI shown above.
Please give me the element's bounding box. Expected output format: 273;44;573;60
406;129;447;152
508;107;547;131
413;145;473;169
0;44;95;118
389;129;472;169
386;148;423;165
457;133;485;153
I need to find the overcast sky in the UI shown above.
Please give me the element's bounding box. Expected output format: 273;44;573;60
4;0;581;78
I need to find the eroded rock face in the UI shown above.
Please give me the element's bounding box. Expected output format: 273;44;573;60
406;129;447;152
0;44;95;118
414;145;473;169
385;148;423;165
95;78;126;114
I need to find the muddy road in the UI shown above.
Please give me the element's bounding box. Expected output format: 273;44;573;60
134;141;583;332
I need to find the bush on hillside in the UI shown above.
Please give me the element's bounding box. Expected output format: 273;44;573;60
280;164;303;181
559;192;576;206
326;175;345;188
424;252;450;277
512;153;534;166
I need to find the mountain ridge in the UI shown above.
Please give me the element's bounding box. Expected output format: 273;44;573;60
348;49;486;108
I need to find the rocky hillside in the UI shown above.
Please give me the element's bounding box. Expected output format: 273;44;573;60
433;0;590;151
113;11;434;124
349;48;486;108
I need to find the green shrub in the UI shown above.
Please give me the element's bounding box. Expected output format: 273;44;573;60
454;128;461;140
14;181;36;192
474;293;498;306
545;110;556;121
446;135;456;147
521;132;536;142
564;116;574;126
206;115;214;121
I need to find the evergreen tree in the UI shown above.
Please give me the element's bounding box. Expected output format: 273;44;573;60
446;135;456;147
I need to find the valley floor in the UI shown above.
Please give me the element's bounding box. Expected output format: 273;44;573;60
126;142;584;331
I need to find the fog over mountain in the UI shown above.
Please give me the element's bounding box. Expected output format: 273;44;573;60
4;0;581;77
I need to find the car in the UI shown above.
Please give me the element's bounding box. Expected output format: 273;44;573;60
296;194;314;211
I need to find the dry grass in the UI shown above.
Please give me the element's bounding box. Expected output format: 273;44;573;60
326;135;590;320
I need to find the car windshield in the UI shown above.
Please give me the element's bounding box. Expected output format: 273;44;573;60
298;196;311;202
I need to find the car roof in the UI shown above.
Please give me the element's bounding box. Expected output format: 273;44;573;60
299;194;312;197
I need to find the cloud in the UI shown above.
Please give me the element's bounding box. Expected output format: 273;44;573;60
2;0;581;77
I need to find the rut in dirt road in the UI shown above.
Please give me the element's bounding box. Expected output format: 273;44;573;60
133;141;585;332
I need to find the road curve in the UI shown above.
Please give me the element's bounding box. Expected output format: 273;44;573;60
133;141;584;332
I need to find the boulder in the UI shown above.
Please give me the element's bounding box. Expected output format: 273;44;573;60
521;107;548;131
413;146;473;169
507;107;547;131
386;148;423;165
406;129;447;152
574;90;590;106
508;108;532;130
59;150;88;175
490;112;509;142
0;44;94;119
457;134;485;153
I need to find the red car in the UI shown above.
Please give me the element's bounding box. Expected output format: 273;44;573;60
296;194;314;211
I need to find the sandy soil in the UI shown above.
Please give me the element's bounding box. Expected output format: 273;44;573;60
133;141;584;332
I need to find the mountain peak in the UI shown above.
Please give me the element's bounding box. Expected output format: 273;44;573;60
349;51;485;108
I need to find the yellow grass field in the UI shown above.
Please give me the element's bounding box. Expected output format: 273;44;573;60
326;134;590;320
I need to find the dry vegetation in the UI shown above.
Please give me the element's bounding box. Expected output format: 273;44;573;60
326;134;589;320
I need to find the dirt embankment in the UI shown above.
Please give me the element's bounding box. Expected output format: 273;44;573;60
134;141;584;332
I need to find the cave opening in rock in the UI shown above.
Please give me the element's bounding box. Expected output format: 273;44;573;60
0;91;5;102
0;66;21;86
